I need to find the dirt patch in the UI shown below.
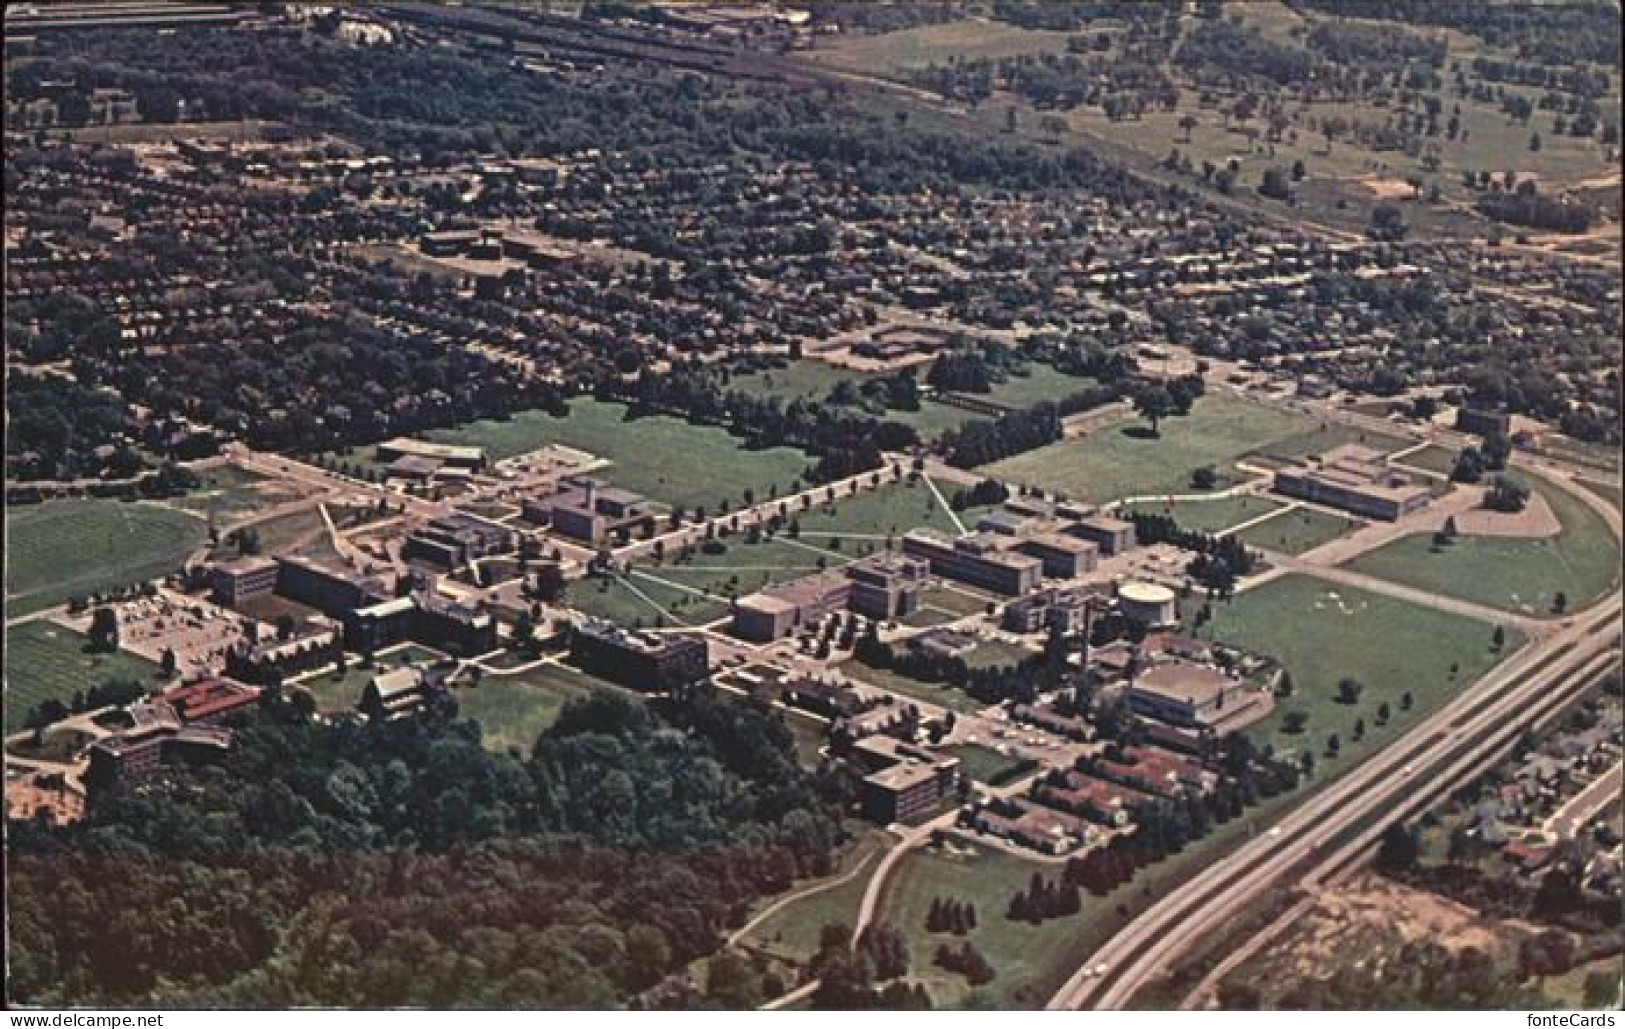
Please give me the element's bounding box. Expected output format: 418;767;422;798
1361;178;1419;200
1452;491;1561;538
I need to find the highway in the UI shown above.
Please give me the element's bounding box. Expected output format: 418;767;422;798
1048;592;1622;1010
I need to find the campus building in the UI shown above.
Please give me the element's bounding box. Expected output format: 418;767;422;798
1067;516;1137;556
528;477;655;545
210;556;279;608
401;513;515;570
274;554;392;619
1115;580;1179;627
376;438;488;471
1016;533;1100;579
852;735;961;825
1274;444;1431;521
568;619;709;692
84;700;234;796
1002;585;1107;634
1126;660;1260;732
161;677;262;726
901;529;1042;596
731;554;929;641
346;591;498;657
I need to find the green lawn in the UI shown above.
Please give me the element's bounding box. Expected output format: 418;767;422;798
982;366;1099;410
567;571;729;629
1197;575;1521;768
1233;505;1358;556
1390;445;1459;476
5;500;207;616
4;620;160;733
736;830;894;964
425;399;813;511
793;477;986;540
892;400;990;440
452;662;609;756
1345;479;1620;615
941;743;1029;786
1120;493;1285;534
806;18;1075;75
653;537;843;600
982;394;1404;504
840;657;987;715
727;360;877;403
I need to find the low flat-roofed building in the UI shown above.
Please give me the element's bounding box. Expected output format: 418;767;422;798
362;666;443;722
976;510;1032;536
1018;532;1100;579
162;677;261;725
783;675;872;720
1068;516;1137;556
531;477;655;545
1127;659;1260;734
385;454;443;481
902;529;1042;596
376;437;487;470
970;796;1095;855
211;555;279;608
1274;444;1431;521
732;570;852;641
402;513;515;570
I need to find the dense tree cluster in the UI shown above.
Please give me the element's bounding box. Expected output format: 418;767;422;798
9;689;847;1007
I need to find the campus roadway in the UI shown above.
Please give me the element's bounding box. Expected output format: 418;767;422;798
1047;590;1623;1010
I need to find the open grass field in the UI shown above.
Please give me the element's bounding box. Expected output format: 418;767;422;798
982;394;1404;504
942;742;1030;786
1390;444;1460;476
1346;479;1620;616
4;620;159;733
1120;493;1285;534
805;18;1075;75
568;572;729;628
5;500;207;616
794;477;985;540
728;360;876;403
653;536;844;600
982;366;1100;410
840;657;986;715
1197;574;1520;769
892;399;989;440
453;661;614;756
426;399;813;511
735;829;895;964
1233;505;1358;556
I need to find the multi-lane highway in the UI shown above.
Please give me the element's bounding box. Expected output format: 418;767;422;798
1049;591;1622;1010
